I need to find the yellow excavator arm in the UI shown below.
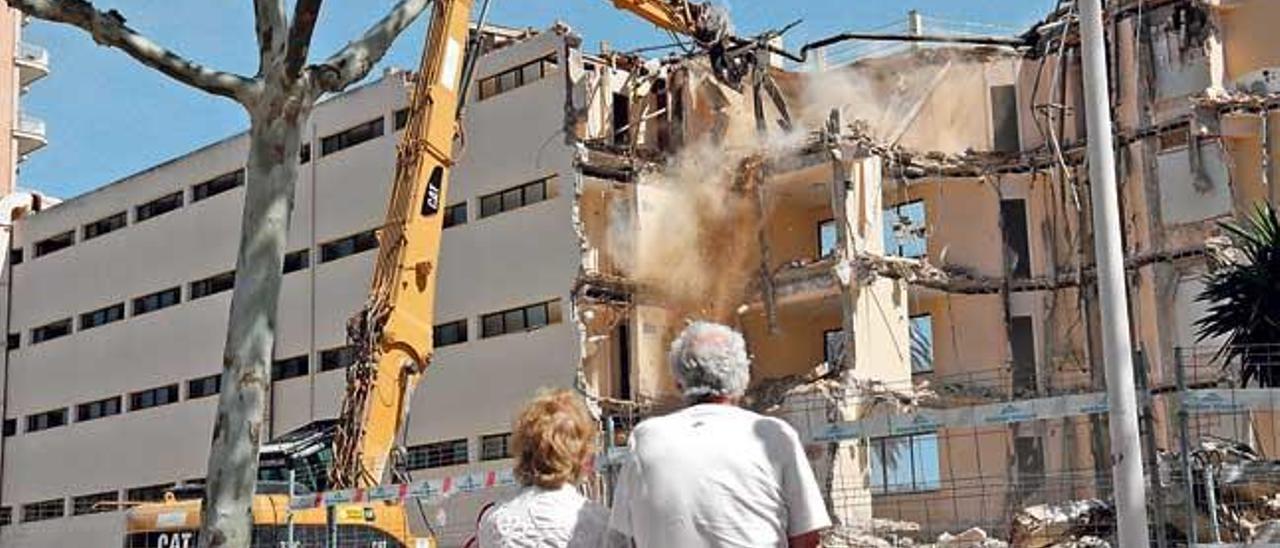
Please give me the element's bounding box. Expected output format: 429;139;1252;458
331;0;724;490
612;0;704;36
330;0;474;489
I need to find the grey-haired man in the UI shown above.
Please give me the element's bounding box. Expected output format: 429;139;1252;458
608;321;831;548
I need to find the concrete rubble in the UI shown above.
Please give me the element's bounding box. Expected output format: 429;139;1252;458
1010;499;1114;548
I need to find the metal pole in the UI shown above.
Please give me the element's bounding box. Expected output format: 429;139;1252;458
1077;0;1151;545
287;469;296;548
1204;464;1221;543
327;505;338;547
1176;351;1198;544
1135;349;1168;548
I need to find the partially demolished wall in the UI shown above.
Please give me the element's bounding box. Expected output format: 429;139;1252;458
568;0;1280;544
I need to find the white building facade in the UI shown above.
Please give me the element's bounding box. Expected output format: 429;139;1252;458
0;26;596;546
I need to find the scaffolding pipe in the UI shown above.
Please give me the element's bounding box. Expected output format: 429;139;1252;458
1077;0;1151;545
1176;351;1198;543
1204;464;1222;543
287;469;297;548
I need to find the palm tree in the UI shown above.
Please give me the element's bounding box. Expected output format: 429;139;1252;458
1195;204;1280;388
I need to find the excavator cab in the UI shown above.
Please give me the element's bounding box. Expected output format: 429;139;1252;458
256;419;339;496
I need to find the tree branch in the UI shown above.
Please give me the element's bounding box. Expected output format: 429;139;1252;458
284;0;323;80
310;0;430;93
7;0;254;101
254;0;288;75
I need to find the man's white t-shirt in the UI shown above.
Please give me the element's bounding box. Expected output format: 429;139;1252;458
608;403;832;547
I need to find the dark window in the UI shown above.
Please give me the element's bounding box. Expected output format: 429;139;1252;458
187;374;221;399
481;300;557;338
192;169;245;202
1015;435;1045;492
9;247;22;265
433;320;468;348
135;191;184;223
1159;128;1190;151
283;249;310;274
125;484;172;503
26;408;67;432
319;346;358;372
3;418;15;437
443;203;468;228
83;212;127;240
823;329;845;366
321;118;384;156
477;177;551;219
129;384;180;412
133;287;181;316
72;491;118;516
480;433;512;461
612;92;631;146
80;303;125;331
34;230;74;257
613;323;632;400
31;318;71;344
320;230;379;263
300;142;312;164
76;396;122;422
190;270;235;300
20;499;63;523
7;333;19;350
1000;199;1031;279
272;355;309;382
818;219;837;259
0;506;9;526
393;108;411;130
1011;315;1037;397
478;54;557;100
868;433;941;494
910;315;935;374
406;439;468;469
990;84;1020;152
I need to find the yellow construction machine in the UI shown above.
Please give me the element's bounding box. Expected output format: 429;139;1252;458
123;1;741;546
124;0;474;543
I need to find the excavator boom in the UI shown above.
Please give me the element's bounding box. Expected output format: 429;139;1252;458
331;0;474;489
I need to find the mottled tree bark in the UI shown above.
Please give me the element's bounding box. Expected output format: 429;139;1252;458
3;1;430;546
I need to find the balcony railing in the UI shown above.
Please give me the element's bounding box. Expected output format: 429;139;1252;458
14;113;47;157
15;42;49;87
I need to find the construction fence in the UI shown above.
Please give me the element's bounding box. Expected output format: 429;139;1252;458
294;345;1280;547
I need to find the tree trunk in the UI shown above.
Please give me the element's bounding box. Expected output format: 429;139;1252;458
200;92;310;548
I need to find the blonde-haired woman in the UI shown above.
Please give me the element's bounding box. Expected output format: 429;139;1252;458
477;389;607;547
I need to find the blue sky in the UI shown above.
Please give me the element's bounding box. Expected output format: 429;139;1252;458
19;1;1053;198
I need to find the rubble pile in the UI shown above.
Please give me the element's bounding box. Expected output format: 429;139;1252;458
935;527;1008;548
1010;499;1114;548
1163;436;1280;544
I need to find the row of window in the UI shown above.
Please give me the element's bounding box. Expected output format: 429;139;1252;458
14;170;246;265
1;433;515;526
478;54;558;101
9;228;376;350
5;300;559;438
405;432;512;471
2;479;207;525
5;346;359;438
819;197;1031;279
823;313;934;374
434;175;554;234
11;105;415;268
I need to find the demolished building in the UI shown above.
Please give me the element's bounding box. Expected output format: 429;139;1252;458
569;0;1280;544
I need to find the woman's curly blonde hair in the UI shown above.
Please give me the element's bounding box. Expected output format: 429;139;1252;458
512;389;598;489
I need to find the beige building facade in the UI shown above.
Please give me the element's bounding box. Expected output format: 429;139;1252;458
1;1;1279;545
